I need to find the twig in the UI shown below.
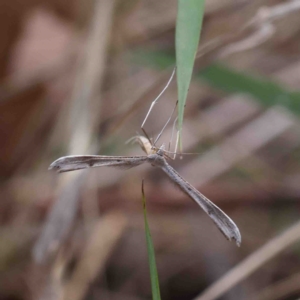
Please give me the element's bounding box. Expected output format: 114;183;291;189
250;272;300;300
33;0;116;264
194;219;300;300
179;107;296;187
63;213;128;300
196;0;300;64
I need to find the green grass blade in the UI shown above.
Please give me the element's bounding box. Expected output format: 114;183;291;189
198;63;300;114
142;181;161;300
176;0;205;147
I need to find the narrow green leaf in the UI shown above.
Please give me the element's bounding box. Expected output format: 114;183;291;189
198;63;300;114
176;0;205;147
142;181;161;300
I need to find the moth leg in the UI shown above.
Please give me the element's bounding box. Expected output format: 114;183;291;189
141;68;176;143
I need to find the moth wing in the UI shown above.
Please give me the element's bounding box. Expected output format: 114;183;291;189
161;163;241;246
49;155;149;173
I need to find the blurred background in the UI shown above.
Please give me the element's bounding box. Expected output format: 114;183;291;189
1;0;300;299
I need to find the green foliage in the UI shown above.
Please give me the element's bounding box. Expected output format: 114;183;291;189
142;181;161;300
198;64;300;114
176;0;205;148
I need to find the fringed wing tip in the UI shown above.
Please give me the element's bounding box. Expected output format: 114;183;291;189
223;225;242;247
232;230;242;247
215;216;241;247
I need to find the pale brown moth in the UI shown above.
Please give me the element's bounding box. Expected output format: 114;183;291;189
49;70;241;246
